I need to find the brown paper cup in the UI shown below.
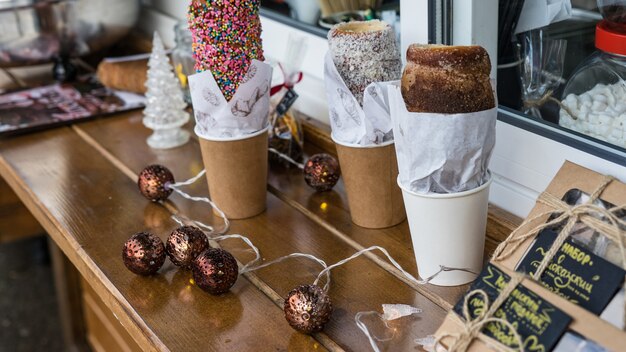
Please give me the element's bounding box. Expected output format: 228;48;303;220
198;127;268;219
334;138;406;228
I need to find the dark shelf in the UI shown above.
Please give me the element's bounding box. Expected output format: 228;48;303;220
260;7;328;38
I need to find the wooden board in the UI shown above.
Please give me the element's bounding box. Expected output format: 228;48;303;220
73;115;450;350
75;112;521;311
0;128;324;352
0;109;521;351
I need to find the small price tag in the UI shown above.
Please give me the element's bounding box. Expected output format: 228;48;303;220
276;88;299;117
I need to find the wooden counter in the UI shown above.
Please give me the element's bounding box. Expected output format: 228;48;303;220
0;111;520;351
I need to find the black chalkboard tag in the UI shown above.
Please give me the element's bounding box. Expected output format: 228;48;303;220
454;263;571;351
276;88;299;117
517;229;625;314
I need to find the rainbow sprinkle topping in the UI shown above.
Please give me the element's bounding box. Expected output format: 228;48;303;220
188;0;264;101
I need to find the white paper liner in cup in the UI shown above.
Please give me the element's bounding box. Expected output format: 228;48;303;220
399;173;492;286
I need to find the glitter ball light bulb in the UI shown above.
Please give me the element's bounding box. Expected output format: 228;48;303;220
303;154;341;192
122;232;166;276
192;248;239;295
138;165;175;201
284;284;333;334
166;226;210;269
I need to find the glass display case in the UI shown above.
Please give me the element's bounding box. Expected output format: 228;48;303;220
495;0;626;159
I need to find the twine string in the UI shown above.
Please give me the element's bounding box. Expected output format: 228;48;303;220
312;246;477;293
166;169;230;235
268;147;305;170
523;89;578;120
434;274;525;352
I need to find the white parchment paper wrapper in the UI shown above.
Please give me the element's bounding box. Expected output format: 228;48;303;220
189;59;272;139
388;82;496;194
324;53;394;145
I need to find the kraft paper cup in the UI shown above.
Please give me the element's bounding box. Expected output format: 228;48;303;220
333;136;406;228
198;127;269;219
398;174;492;286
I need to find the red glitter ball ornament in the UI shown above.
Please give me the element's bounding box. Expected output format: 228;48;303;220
138;165;175;201
303;154;340;192
284;284;333;334
166;226;210;269
192;248;239;295
122;232;166;276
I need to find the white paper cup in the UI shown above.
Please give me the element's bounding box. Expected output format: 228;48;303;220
398;174;492;286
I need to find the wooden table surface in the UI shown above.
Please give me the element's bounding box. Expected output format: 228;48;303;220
0;110;520;352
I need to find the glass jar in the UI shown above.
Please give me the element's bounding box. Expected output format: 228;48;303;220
171;21;195;104
559;19;626;149
598;0;626;28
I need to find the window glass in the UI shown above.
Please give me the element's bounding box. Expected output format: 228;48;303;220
497;0;626;153
260;0;400;37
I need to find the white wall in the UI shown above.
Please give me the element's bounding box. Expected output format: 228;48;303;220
137;0;183;48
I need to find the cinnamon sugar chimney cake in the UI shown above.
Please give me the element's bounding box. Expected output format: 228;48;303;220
401;44;495;114
328;20;401;106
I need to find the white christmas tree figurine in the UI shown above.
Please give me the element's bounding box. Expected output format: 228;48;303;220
143;32;190;149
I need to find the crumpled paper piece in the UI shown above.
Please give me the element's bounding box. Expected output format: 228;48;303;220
324;53;394;146
388;82;496;194
189;59;272;139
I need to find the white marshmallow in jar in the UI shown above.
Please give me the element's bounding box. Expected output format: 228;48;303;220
559;18;626;149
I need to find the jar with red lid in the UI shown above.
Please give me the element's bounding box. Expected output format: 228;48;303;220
559;2;626;149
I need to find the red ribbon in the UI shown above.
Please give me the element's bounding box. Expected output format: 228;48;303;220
270;63;303;96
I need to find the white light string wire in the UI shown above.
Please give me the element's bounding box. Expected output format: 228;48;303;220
171;215;330;282
166;169;230;235
356;311;395;352
356;304;423;352
171;214;260;271
313;246;477;293
211;234;262;272
268;147;305;169
315;246;475;352
241;252;331;288
167;176;478;351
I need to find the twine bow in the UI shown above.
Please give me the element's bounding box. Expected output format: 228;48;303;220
434;274;525;352
523;89;577;120
270;63;303;96
492;175;626;328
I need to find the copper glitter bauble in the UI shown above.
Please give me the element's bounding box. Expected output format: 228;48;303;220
284;284;333;334
192;248;239;295
138;165;175;201
303;153;341;192
166;226;210;269
122;232;166;275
